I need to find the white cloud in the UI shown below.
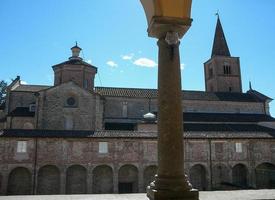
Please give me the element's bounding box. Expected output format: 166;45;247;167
133;58;157;68
21;80;27;85
180;63;185;70
86;59;92;64
122;54;134;60
106;61;118;68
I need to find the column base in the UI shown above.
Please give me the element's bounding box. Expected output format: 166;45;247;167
146;176;199;200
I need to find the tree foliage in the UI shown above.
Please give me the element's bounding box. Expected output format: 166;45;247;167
0;80;7;104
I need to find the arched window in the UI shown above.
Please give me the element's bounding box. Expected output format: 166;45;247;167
223;63;231;75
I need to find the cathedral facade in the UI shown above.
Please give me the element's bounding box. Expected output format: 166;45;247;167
0;17;275;195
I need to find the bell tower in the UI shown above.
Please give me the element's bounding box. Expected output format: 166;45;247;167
204;16;242;93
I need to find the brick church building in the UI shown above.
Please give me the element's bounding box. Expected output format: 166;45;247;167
0;17;275;195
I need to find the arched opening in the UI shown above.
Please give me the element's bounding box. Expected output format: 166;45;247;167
118;164;138;193
93;165;113;194
256;162;275;189
232;164;248;189
143;165;157;192
66;165;87;194
189;164;207;191
7;167;31;195
23;122;34;129
212;164;229;190
37;165;60;194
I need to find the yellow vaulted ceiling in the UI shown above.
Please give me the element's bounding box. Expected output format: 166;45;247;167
155;0;192;19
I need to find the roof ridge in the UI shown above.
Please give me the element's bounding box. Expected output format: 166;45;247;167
95;86;207;93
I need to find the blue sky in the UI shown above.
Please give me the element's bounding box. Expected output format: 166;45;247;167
0;0;275;116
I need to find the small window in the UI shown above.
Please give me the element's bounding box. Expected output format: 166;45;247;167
235;143;242;153
17;141;27;153
122;102;128;118
29;104;36;112
64;115;73;130
215;143;223;153
99;142;108;154
66;97;76;107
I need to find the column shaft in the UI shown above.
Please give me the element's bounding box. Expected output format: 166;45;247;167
157;38;184;178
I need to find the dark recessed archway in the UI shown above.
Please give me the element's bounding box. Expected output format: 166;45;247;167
66;165;87;194
232;163;248;189
7;167;32;195
256;162;275;189
93;165;113;194
189;164;207;191
212;164;229;190
37;165;60;195
118;164;138;193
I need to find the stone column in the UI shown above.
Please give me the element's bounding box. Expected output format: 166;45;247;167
138;166;144;192
60;168;66;194
147;36;198;200
113;165;119;194
87;166;93;194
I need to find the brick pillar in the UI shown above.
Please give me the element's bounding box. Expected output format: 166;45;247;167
138;166;144;193
87;166;93;194
113;165;119;194
60;168;66;194
249;167;256;188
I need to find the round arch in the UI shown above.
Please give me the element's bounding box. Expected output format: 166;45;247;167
66;165;87;194
7;167;32;195
189;164;207;191
255;162;275;189
212;164;229;190
37;165;60;195
93;165;113;194
118;164;138;193
232;163;248;188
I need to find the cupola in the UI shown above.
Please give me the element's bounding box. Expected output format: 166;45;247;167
69;42;82;60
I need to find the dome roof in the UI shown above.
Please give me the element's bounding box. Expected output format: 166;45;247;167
143;112;156;120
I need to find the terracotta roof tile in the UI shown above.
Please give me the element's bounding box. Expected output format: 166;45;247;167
95;87;264;102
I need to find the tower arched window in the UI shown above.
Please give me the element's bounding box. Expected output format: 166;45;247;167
223;64;231;75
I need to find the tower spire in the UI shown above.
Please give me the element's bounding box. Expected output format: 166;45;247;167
211;15;231;57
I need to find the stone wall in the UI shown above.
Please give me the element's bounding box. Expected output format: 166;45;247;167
7;92;36;113
6;117;35;129
36;82;96;130
0;135;275;195
103;96;265;121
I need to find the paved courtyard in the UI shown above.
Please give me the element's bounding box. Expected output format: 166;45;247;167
0;190;275;200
